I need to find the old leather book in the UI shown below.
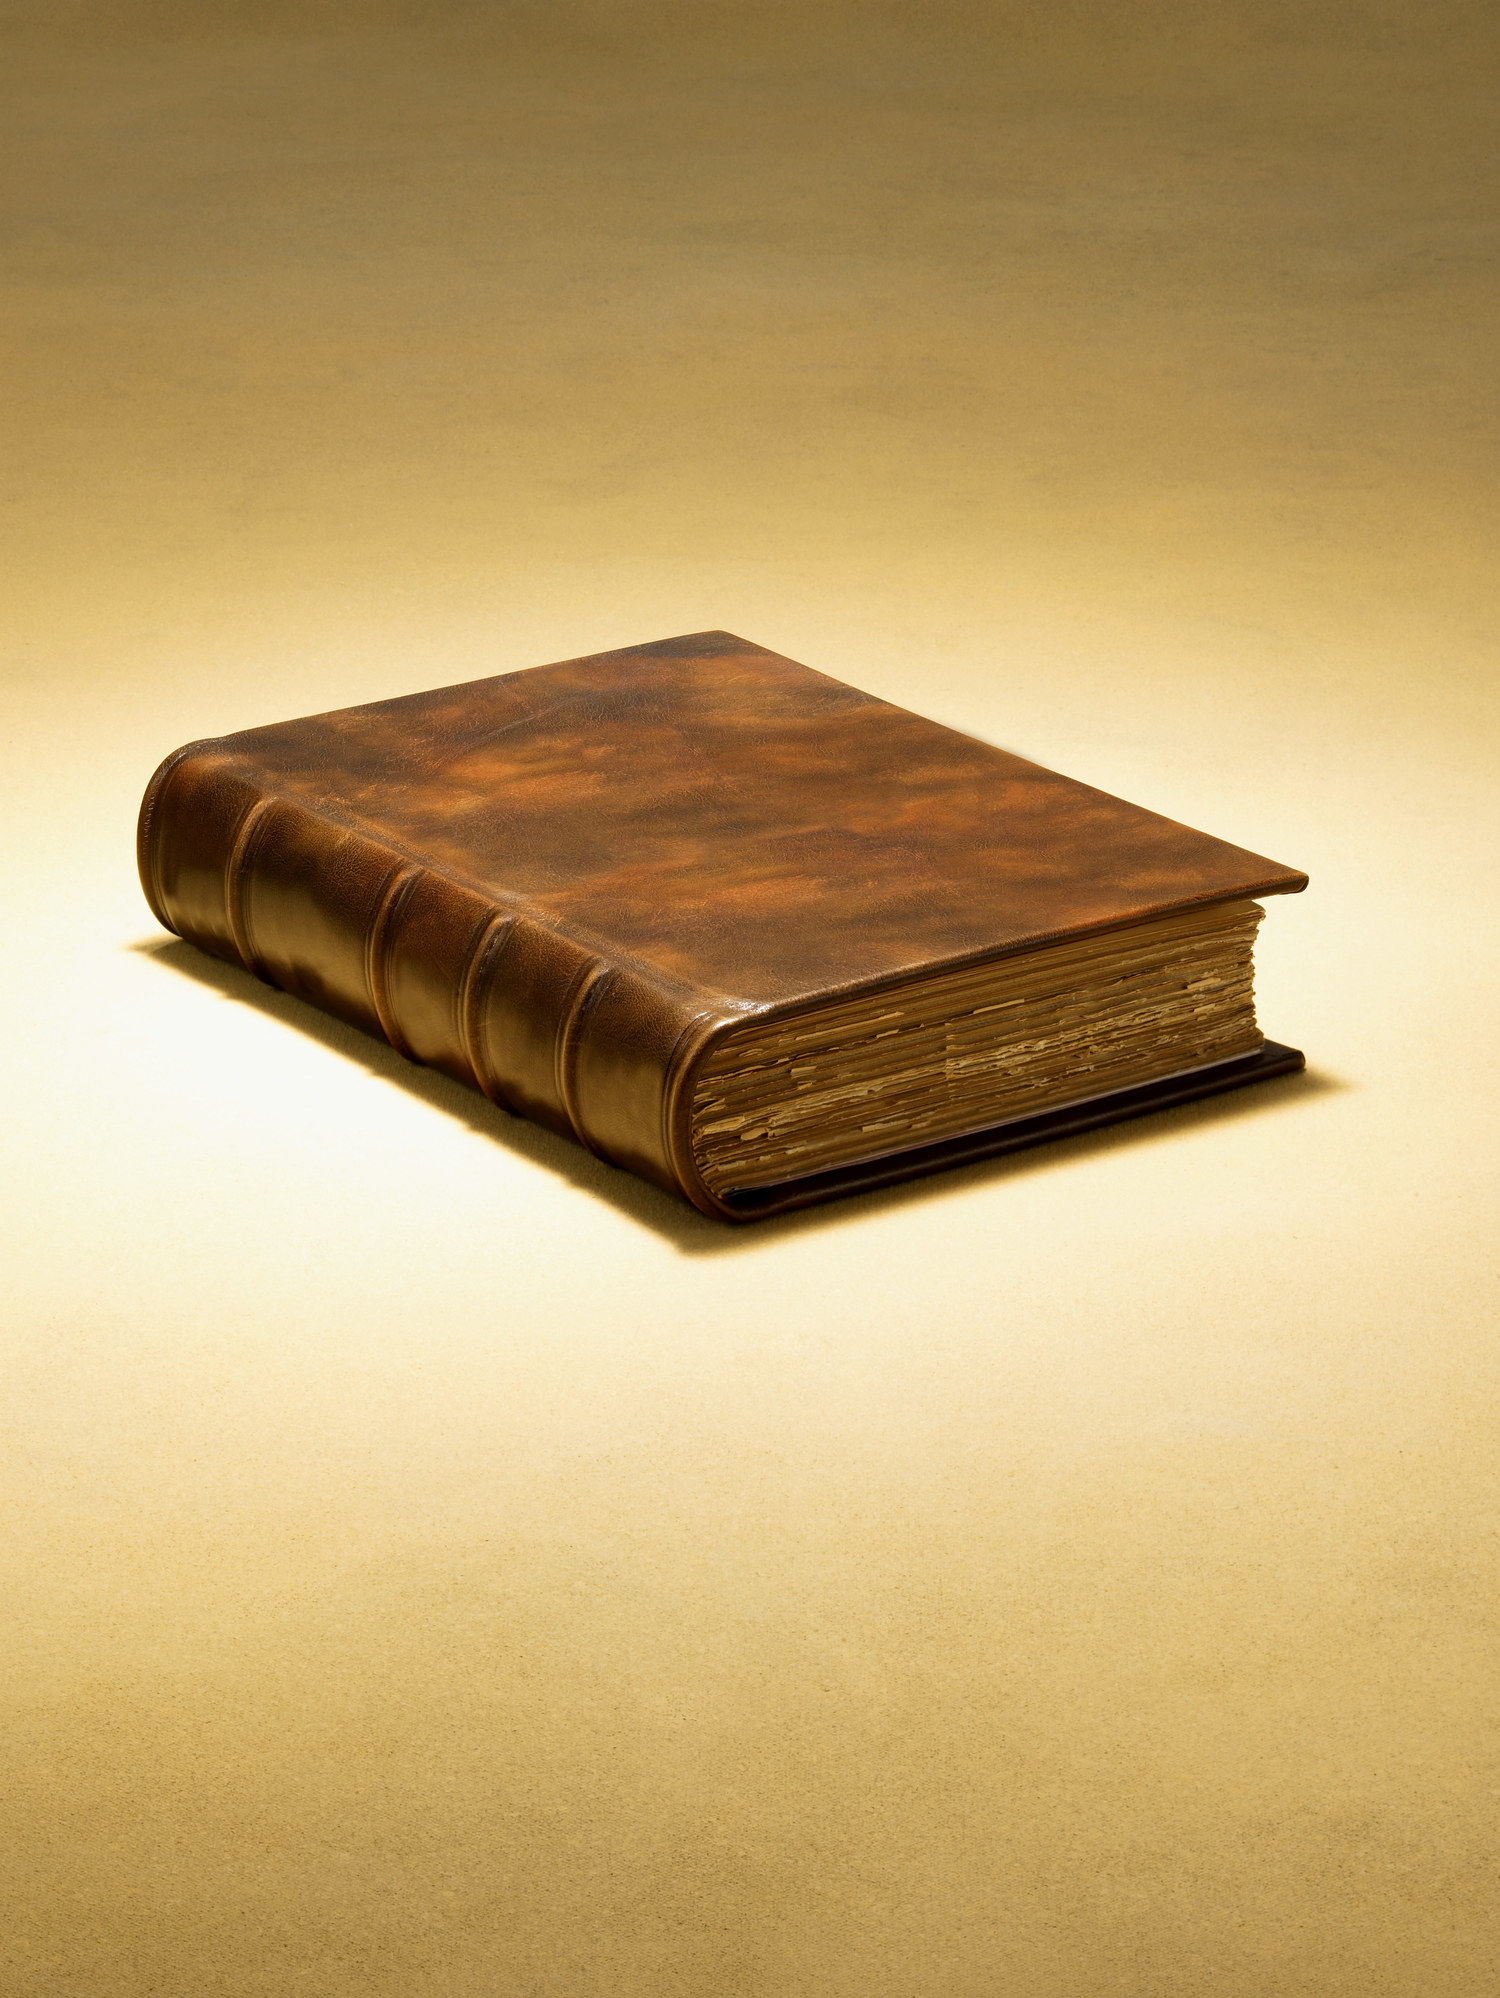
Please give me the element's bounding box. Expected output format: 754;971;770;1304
138;631;1308;1220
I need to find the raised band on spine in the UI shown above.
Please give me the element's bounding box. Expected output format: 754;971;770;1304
457;911;518;1106
365;865;420;1058
555;960;615;1155
224;797;277;980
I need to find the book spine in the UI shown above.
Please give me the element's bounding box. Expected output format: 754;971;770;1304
138;744;732;1211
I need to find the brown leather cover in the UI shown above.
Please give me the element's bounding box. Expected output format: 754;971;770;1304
138;631;1308;1219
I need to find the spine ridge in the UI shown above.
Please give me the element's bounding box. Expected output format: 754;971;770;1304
138;745;718;1200
556;961;617;1153
457;911;520;1108
224;796;277;979
365;864;422;1058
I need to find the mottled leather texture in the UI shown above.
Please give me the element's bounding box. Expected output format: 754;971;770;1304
139;631;1308;1220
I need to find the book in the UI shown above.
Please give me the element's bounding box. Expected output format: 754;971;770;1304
137;630;1308;1220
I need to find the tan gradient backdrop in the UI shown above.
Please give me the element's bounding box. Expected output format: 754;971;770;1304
3;4;1497;1992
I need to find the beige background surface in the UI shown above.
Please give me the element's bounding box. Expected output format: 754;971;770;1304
3;4;1497;1992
